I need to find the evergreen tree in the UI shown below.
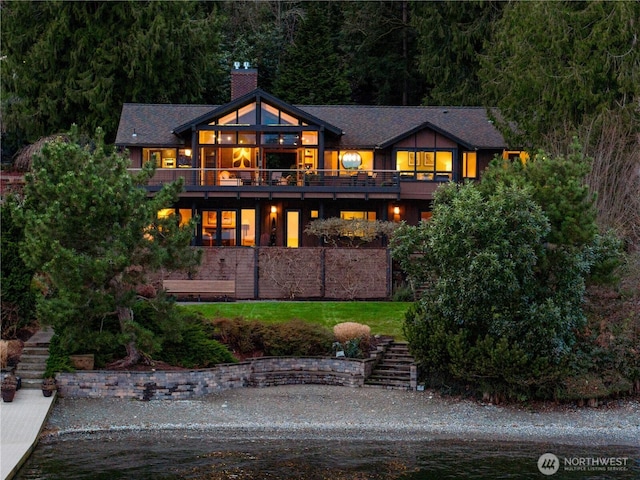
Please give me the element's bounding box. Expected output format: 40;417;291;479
392;145;602;399
1;1;227;154
219;0;305;93
479;0;640;148
413;1;503;106
0;196;37;335
340;1;424;105
272;2;350;104
21;127;200;367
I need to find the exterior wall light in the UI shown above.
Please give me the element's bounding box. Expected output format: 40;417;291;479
393;206;400;215
271;206;277;214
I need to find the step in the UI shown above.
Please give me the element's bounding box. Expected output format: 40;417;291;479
16;370;46;380
364;379;411;389
369;368;411;377
23;327;54;346
21;346;50;356
376;358;412;365
373;366;411;374
17;355;48;365
16;363;46;373
20;378;45;389
368;373;411;382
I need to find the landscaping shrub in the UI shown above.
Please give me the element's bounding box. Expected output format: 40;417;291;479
44;333;75;378
333;322;372;359
211;317;334;357
392;283;414;302
263;319;333;356
333;322;371;342
159;319;236;368
211;317;268;355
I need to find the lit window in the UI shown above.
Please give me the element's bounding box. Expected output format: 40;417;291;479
340;211;376;221
302;131;318;145
143;148;177;168
503;150;529;163
463;152;477;179
198;131;216;144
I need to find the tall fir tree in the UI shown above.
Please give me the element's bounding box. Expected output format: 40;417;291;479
272;2;350;104
1;1;227;156
479;0;640;148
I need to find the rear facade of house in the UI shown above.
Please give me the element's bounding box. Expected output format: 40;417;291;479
114;66;521;299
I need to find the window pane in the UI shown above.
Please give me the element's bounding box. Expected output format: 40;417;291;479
238;132;256;144
221;211;236;246
463;152;477;178
301;131;318;145
340;211;376;220
198;131;216;144
262;133;280;145
279;110;298;125
219;132;235;144
286;211;299;248
241;209;255;246
280;134;298;145
418;152;434;172
237;103;256;124
202;211;216;246
396;151;410;170
218;111;237;125
435;151;453;172
261;103;279;125
178;209;192;227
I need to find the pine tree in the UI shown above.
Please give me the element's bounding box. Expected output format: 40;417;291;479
21;127;200;367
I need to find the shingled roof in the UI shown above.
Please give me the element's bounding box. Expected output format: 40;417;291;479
299;105;506;150
115;103;215;147
115;97;506;150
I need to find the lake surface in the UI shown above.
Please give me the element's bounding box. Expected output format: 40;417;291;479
15;432;639;479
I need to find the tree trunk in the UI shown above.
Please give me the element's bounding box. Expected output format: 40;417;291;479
108;305;142;368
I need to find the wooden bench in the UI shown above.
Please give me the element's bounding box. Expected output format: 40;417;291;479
163;280;235;301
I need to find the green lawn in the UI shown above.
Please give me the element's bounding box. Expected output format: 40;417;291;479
181;301;412;339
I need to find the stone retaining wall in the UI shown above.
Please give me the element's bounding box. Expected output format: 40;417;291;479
56;356;376;400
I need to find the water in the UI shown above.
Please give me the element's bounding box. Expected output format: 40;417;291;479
15;432;640;479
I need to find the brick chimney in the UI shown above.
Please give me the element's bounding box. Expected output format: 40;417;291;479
231;61;258;100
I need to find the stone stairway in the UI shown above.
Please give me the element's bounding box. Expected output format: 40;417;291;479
15;327;54;388
365;341;415;390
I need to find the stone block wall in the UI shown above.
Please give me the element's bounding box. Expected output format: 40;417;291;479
55;356;373;400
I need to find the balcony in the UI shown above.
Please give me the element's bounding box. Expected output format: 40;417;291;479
130;168;404;200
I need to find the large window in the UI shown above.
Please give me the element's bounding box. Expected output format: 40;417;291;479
395;149;454;180
202;210;238;246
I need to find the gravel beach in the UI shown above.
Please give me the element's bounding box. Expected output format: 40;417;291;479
43;385;640;447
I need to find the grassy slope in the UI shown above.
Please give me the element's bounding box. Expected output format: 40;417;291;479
181;301;412;339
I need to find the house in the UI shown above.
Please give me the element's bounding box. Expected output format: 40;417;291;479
115;65;517;251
